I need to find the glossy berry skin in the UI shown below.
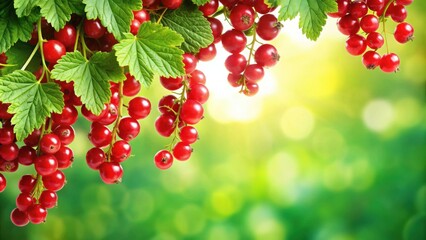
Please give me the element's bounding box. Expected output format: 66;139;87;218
188;69;206;85
123;73;141;97
390;4;407;22
43;40;66;63
256;14;282;41
366;32;384;49
53;125;75;145
82;104;108;122
18;175;36;193
207;17;223;43
16;193;34;211
360;15;379;33
230;4;255;31
130;19;141;35
183;53;198;74
27;204;47;224
348;1;368;18
254;44;280;67
39;190;58;209
225;54;247;74
243;81;259;96
40;133;62;154
394;22;414;44
199;0;219;16
345;34;367;56
173;142;192;161
55;146;74;169
128;97;151;119
395;0;413;5
180;100;204;125
380;53;400;73
10;208;29;227
35;155;58;176
98;103;118;125
84;19;106;39
154;150;173;170
111;140;132;162
254;0;274;14
54;24;77;50
99;162;123;184
42;170;66;191
0;173;6;192
367;0;385;11
221;30;247;53
337;15;360;36
179;126;198;144
86;147;106;170
187;84;209;104
51;104;78;125
133;9;150;23
89;123;112;148
118;117;140;141
244;64;264;82
198;44;217;61
0;125;15;145
0;143;19;161
158;95;179;114
160;76;183;90
227;73;242;87
161;0;183;9
362;51;381;70
155;113;176;137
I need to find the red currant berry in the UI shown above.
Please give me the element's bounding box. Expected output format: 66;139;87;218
162;0;183;9
243;81;259;96
366;32;385;49
244;64;264;82
346;34;367;56
39;190;58;209
158;95;179;114
362;51;381;70
154;150;173;170
173;142;192;161
230;4;255;31
118;117;140;141
130;19;141;35
35;155;58;176
380;53;400;73
187;83;209;104
43;40;66;64
55;146;74;169
40;133;62;154
395;0;413;5
54;24;77;50
360;15;379;33
188;69;207;85
160;76;183;90
111;140;132;162
348;1;368;18
225;53;247;74
51;104;78;125
89;123;112;148
86;147;106;170
0;143;19;161
10;208;29;227
390;4;407;22
179;126;198;144
17;146;37;166
27;204;47;224
82;104;108;122
18;175;36;193
0;125;15;145
228;73;243;87
254;0;274;14
199;0;219;16
197;44;217;62
180;99;204;125
367;0;385;11
337;15;360;36
123;73;141;97
254;44;280;67
328;0;350;18
394;22;414;44
53;125;75;145
207;17;223;43
221;29;247;53
98;103;119;125
84;19;106;39
133;9;150;23
183;53;198;74
256;14;282;41
16;192;34;211
99;162;123;184
42;169;66;191
128;97;151;119
155;113;176;137
0;173;6;192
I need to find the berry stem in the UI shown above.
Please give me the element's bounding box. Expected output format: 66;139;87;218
106;80;124;162
20;42;40;71
37;18;51;82
240;25;258;93
156;8;168;24
381;0;396;54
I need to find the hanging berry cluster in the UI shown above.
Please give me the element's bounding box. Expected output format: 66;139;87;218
0;0;415;227
329;0;414;72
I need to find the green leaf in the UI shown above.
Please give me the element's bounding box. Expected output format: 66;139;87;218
14;0;39;17
0;1;38;53
156;3;213;53
273;0;337;40
51;51;125;114
36;0;73;31
114;22;185;87
69;0;85;15
83;0;142;40
0;70;64;141
1;41;41;75
190;0;210;6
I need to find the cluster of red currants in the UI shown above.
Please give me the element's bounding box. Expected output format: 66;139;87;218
85;74;151;183
329;0;414;72
1;100;76;226
154;53;206;169
199;0;281;96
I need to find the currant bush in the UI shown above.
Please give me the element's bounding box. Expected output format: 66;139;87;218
0;0;415;227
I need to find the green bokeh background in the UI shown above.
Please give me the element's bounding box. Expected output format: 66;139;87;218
1;3;425;240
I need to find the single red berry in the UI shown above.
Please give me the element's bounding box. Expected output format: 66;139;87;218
346;34;367;56
380;53;400;73
348;1;368;18
35;155;58;176
254;44;280;67
99;162;123;184
154;150;173;170
362;51;381;70
394;22;414;44
160;76;183;90
39;190;58;209
118;117;140;141
207;17;223;43
197;43;217;61
180;100;204;125
0;125;15;145
337;15;360;36
130;19;141;35
82;104;108;122
158;95;179;114
225;53;247;74
179;126;198;144
244;64;265;82
16;192;34;211
366;32;385;49
54;24;77;50
27;204;47;224
128;97;151;119
84;19;106;39
243;81;259;96
0;143;19;161
187;83;209;104
161;0;183;9
43;40;66;63
53;125;75;145
360;15;380;33
123;73;141;97
188;69;206;85
199;0;219;16
173;142;193;161
221;29;247;53
10;208;29;227
0;173;6;192
40;133;62;154
86;147;106;170
328;0;350;18
390;4;407;22
55;145;74;169
88;123;112;148
111;140;132;162
17;146;37;166
51;104;78;125
229;4;256;31
42;169;66;191
183;53;198;74
133;9;150;23
18;175;36;193
256;14;282;41
155;113;176;137
97;103;119;125
227;73;243;87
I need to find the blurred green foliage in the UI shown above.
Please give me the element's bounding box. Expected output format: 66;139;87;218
1;2;425;240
